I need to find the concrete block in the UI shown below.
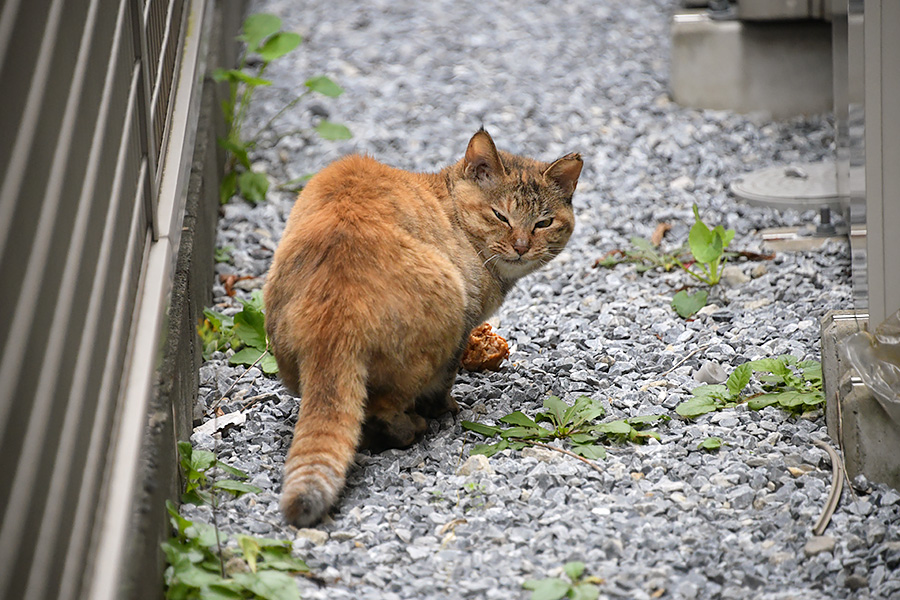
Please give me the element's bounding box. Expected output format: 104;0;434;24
670;11;833;118
821;310;900;490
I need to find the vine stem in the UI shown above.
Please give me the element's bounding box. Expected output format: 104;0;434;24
658;343;711;378
528;441;605;476
205;346;269;417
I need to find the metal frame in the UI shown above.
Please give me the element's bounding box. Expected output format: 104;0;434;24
864;0;900;326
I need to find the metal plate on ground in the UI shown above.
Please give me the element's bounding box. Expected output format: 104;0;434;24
730;162;842;210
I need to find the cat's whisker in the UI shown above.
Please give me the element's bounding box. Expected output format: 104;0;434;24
482;254;500;268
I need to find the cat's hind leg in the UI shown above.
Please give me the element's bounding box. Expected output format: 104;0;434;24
414;352;462;419
360;390;427;451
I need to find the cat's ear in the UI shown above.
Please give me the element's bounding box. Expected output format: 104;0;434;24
464;128;506;182
543;153;583;198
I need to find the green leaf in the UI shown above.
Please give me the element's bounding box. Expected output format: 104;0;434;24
470;443;503;457
239;14;282;51
259;554;310;573
256;32;302;61
523;577;571;600
775;391;807;408
571;443;606;460
691;384;729;399
568;432;599;445
214;246;233;263
229;346;266;367
717;225;736;248
746;358;782;374
499;411;539;428
166;500;193;537
260;352;280;375
233;302;267;348
226;69;273;87
626;414;670;427
191;450;217;472
595;420;632;436
726;363;752;397
185;521;220;548
172;564;222;588
214;479;264;496
219;171;238;205
629;236;655;253
689;214;722;264
630;430;661;443
219;138;251;169
571;583;601;600
747;393;782;410
461;421;502;437
698;436;722;451
232;570;300;600
215;460;249;480
675;395;719;418
237;535;260;573
211;68;231;83
540;395;569;427
238;170;269;204
305;75;344;98
564;562;586;581
499;426;543;439
315;120;352;140
672;289;708;319
199;586;244;600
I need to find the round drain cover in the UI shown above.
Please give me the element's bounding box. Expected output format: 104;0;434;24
729;162;842;210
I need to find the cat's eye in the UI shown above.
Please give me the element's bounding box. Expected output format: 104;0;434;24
492;208;510;224
534;218;553;229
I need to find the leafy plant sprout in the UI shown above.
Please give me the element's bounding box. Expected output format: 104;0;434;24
676;355;824;418
163;442;309;599
215;13;351;204
523;561;603;600
198;290;278;374
462;395;669;466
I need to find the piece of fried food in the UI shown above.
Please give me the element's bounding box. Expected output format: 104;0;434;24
460;323;510;371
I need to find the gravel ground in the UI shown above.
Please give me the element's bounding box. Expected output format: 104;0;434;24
187;1;900;598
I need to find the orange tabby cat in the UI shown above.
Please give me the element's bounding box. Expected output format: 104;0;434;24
264;129;582;526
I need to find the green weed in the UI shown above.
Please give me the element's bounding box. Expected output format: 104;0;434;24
163;443;308;600
462;395;668;461
676;355;823;418
523;562;602;600
198;290;278;374
215;14;351;204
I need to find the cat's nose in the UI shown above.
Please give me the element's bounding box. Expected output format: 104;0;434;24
514;239;529;255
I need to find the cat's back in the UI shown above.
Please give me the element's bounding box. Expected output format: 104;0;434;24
280;153;452;252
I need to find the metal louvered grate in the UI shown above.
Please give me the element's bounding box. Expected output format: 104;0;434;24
0;0;200;597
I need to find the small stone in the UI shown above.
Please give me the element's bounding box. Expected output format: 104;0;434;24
456;454;494;476
803;535;836;557
521;447;559;463
750;264;768;278
721;265;750;286
294;528;329;546
697;303;721;316
743;298;773;310
845;574;868;590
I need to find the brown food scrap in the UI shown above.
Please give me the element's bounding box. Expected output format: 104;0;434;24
651;222;672;247
460;323;510;372
219;273;255;297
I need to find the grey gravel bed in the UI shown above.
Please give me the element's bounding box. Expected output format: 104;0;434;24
187;0;900;598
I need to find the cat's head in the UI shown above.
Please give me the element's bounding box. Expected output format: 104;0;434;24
452;128;582;281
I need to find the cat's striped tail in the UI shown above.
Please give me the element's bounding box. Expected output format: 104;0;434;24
280;352;367;527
